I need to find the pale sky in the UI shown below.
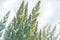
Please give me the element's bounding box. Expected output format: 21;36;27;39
0;0;60;40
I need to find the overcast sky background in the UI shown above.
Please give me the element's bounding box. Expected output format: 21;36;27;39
0;0;60;40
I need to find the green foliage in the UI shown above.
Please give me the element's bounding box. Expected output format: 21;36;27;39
0;11;10;31
39;25;60;40
4;0;60;40
4;0;40;40
0;11;10;37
